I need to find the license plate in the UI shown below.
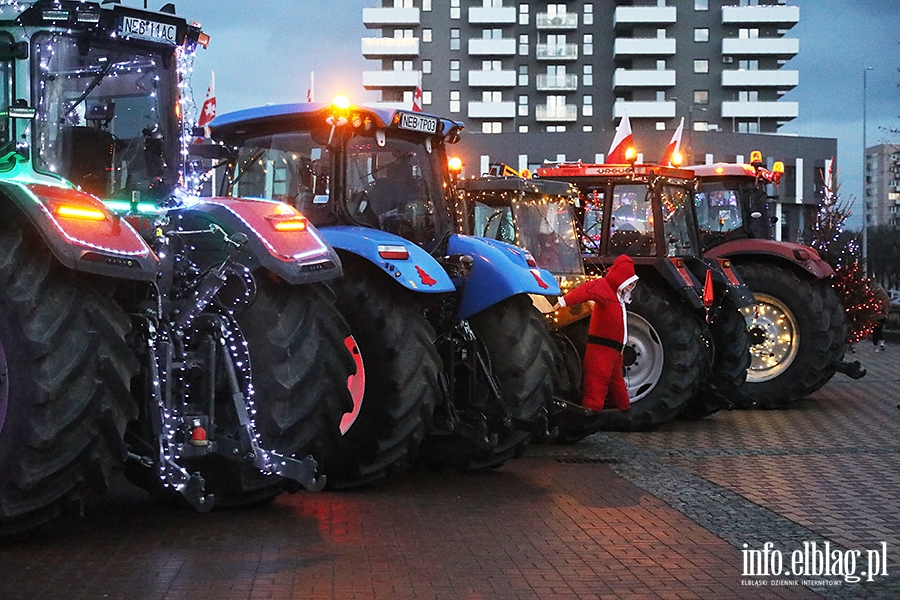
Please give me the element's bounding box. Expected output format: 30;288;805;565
398;112;438;135
119;16;178;45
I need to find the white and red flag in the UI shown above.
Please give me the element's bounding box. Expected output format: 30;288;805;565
607;113;634;163
197;71;216;128
661;117;685;166
412;74;423;112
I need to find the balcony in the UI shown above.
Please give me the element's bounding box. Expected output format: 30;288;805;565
614;38;676;56
362;70;421;90
362;7;420;28
721;101;799;119
721;69;799;88
361;37;419;57
722;37;799;57
614;6;677;27
613;101;676;119
468;69;517;87
468;38;517;56
536;43;579;60
722;5;799;25
467;101;516;119
468;6;516;24
536;73;578;91
536;105;578;122
536;13;578;29
613;69;676;88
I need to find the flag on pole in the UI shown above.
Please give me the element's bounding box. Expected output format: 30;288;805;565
307;71;314;103
197;71;216;128
661;117;684;166
607;113;634;164
412;73;423;112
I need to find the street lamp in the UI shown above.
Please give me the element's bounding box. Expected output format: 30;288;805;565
671;96;707;163
862;66;873;277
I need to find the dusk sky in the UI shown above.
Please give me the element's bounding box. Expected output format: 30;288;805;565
175;0;900;230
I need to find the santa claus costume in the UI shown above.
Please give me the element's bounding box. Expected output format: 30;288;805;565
558;255;639;412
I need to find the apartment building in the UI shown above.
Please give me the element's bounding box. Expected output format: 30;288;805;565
361;0;837;241
865;143;900;228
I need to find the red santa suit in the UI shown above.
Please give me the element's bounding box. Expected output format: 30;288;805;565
558;255;639;411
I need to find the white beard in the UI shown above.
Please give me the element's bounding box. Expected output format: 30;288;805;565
620;291;633;304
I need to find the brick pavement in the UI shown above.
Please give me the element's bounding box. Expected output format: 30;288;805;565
0;342;895;600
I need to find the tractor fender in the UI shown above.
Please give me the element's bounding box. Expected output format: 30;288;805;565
169;197;342;285
320;226;455;293
703;238;833;280
0;177;158;281
447;234;561;319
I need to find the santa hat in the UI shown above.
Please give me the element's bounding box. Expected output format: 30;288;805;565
606;255;639;293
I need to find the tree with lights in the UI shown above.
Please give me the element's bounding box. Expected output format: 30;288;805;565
809;173;888;343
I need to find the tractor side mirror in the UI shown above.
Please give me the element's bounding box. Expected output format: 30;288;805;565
769;216;779;226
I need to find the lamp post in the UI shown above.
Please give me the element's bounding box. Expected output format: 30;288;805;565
671;96;707;164
862;66;873;276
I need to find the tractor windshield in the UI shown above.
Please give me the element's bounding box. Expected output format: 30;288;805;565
696;178;771;245
31;32;179;201
660;184;698;257
609;184;656;256
344;131;448;249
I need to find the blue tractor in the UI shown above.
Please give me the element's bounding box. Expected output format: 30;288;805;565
209;99;560;485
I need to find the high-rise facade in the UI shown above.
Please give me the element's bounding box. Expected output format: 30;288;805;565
361;0;836;242
865;143;900;228
363;0;798;138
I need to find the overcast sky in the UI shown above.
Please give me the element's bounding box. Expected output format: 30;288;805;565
176;0;899;230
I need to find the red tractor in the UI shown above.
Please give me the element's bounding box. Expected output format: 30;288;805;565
691;154;864;408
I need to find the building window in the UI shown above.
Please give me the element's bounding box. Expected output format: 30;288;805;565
583;64;593;86
656;90;666;102
582;94;593;117
694;28;709;42
393;60;413;71
482;122;502;134
483;90;503;103
694;90;708;105
450;29;460;51
583;33;593;56
450;91;460;113
518;65;528;86
422;60;432;74
423;91;432;105
422;29;432;43
737;121;759;133
583;125;593;132
450;60;460;82
518;95;528;117
519;34;529;56
656;59;666;70
738;28;759;39
394;29;413;38
584;4;593;26
694;59;709;74
656;121;666;131
693;121;709;131
422;0;431;11
547;125;567;133
483;28;503;39
518;125;529;133
483;60;502;71
450;0;460;19
519;3;529;25
738;59;759;71
695;0;709;10
738;90;759;102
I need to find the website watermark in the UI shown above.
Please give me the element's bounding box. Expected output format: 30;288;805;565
740;541;889;586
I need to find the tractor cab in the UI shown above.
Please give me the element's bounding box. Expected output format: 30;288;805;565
1;1;208;206
211;99;462;253
690;153;784;249
458;174;583;278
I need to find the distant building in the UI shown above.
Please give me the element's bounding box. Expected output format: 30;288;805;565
865;143;900;228
360;0;837;241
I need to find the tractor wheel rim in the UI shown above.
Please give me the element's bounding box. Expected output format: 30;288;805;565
741;292;799;383
624;312;664;404
340;335;366;435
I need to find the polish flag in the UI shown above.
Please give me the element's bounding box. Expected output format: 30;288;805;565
661;117;685;166
607;113;634;164
412;74;423;112
197;72;216;128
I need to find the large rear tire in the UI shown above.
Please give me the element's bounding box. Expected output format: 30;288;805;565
681;295;751;419
418;296;556;470
0;223;138;537
736;262;843;408
325;257;441;489
602;281;704;431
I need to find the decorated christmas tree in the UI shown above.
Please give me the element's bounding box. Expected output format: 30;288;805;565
809;171;885;343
